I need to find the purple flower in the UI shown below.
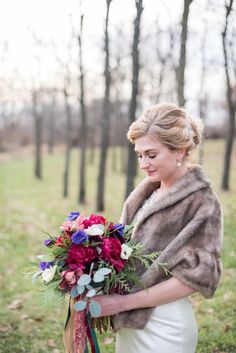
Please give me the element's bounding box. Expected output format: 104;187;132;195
113;224;125;236
66;211;80;221
44;239;52;247
39;261;54;271
71;230;88;244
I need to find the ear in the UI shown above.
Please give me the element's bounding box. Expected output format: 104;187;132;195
176;149;186;160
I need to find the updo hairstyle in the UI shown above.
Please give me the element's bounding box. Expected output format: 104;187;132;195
127;103;203;159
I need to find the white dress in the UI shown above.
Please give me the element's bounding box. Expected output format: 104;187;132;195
116;191;198;353
116;298;198;353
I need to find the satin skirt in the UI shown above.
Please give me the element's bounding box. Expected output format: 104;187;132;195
116;298;198;353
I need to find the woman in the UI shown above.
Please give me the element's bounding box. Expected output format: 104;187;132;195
95;103;223;353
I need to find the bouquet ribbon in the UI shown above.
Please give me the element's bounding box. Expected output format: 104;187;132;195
63;298;100;353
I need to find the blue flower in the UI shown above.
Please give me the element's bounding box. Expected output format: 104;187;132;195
71;230;88;244
66;211;80;221
39;261;54;271
113;224;125;236
44;239;52;247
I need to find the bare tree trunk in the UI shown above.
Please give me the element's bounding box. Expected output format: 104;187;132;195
221;0;235;191
63;87;72;198
96;0;112;211
78;13;87;204
125;0;143;199
48;95;56;155
177;0;193;107
88;114;96;164
33;90;42;179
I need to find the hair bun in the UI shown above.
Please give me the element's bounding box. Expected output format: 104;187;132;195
189;115;203;148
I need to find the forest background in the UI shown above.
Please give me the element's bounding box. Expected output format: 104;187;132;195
0;0;235;352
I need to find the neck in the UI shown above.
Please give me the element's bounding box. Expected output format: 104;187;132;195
160;166;188;190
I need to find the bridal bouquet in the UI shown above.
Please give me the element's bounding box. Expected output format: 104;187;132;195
31;210;165;353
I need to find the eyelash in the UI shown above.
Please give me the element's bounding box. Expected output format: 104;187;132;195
137;155;156;159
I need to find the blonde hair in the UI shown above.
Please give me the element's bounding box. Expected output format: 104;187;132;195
127;103;203;157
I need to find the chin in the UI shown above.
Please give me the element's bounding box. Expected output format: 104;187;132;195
147;173;160;182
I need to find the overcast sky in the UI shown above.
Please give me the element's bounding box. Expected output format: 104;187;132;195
0;0;235;120
0;0;226;78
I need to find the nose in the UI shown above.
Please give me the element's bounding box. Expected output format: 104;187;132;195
139;156;150;170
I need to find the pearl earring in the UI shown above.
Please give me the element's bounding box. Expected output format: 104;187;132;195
177;159;182;167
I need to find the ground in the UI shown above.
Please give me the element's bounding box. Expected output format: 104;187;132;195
0;141;235;353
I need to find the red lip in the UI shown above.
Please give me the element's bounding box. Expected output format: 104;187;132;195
147;170;156;175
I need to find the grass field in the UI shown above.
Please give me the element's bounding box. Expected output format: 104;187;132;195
0;140;236;353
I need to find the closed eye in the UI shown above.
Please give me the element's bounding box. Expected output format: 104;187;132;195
136;154;156;159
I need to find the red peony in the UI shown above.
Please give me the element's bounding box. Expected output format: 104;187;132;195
100;238;126;272
83;214;107;228
66;244;98;268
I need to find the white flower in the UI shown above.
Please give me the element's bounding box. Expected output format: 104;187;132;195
85;224;104;236
42;265;57;283
120;244;133;260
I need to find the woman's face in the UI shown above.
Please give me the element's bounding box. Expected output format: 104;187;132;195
134;135;185;185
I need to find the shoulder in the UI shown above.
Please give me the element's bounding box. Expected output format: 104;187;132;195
182;165;221;206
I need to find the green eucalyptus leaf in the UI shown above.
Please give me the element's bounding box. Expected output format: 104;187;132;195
74;300;87;311
77;284;85;295
96;268;111;276
86;288;96;298
71;286;79;298
89;300;101;317
93;273;104;283
77;274;91;285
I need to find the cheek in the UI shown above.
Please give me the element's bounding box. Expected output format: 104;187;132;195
153;155;176;169
152;154;165;165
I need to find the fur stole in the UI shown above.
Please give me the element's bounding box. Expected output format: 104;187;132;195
113;165;223;330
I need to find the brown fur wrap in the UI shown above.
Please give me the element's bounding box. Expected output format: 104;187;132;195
113;165;223;330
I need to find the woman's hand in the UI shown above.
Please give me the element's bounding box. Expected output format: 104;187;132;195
92;294;124;317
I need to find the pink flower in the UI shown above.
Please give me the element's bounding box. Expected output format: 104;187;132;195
61;220;76;233
83;214;107;228
63;270;77;285
59;268;84;290
75;214;86;230
100;238;126;272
